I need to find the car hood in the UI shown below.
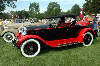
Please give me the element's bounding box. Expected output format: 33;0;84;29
26;24;50;30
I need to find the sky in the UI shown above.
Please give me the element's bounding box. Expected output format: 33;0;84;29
4;0;86;13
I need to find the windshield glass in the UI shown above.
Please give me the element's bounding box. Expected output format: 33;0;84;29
46;18;61;24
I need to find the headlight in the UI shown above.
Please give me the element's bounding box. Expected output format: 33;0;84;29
4;27;9;29
18;26;27;36
16;37;19;43
18;30;22;33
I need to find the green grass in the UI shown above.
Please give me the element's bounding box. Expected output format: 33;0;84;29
0;33;100;66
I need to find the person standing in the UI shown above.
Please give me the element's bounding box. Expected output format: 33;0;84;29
16;19;19;23
93;16;99;37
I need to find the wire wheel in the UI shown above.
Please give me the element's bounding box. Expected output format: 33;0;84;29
20;39;41;57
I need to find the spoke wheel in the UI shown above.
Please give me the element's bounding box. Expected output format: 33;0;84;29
83;32;93;46
3;32;15;42
20;39;41;57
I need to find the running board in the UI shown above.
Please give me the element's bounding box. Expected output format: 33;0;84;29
56;41;82;47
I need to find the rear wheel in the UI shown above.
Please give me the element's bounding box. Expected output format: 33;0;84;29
20;39;41;57
83;32;93;46
3;32;15;42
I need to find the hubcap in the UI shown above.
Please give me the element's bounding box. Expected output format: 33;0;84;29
30;48;33;51
24;42;38;55
6;34;13;40
83;34;92;45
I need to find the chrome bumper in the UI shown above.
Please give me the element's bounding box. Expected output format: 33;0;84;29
12;36;19;50
12;39;16;46
12;39;18;51
12;39;16;48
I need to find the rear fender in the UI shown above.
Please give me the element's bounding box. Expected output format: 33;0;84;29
77;28;96;42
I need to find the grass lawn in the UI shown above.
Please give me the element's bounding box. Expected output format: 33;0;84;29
0;33;100;66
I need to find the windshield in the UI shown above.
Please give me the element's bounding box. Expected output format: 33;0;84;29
46;18;61;24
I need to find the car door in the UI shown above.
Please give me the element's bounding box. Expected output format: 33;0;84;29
64;26;84;38
54;27;64;39
44;27;65;40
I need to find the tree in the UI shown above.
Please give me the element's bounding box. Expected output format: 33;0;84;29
66;9;72;14
37;13;45;19
83;0;100;15
0;0;17;12
29;2;40;18
22;9;26;19
44;11;48;18
59;11;67;15
25;11;30;19
46;2;61;17
14;10;29;19
0;12;12;19
90;0;100;14
71;4;81;16
83;1;90;15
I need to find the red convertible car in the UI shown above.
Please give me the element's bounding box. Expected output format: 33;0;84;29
12;14;96;57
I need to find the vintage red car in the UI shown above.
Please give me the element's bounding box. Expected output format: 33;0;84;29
12;14;96;57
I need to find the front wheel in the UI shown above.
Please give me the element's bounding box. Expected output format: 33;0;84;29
83;32;93;46
20;39;41;57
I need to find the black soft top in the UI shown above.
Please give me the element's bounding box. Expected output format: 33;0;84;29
46;14;77;19
46;14;77;26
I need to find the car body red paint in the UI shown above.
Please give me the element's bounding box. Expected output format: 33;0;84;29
76;21;89;26
15;27;95;47
12;14;96;57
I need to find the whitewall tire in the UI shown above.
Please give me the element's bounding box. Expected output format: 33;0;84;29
3;32;15;42
83;32;93;46
20;39;41;57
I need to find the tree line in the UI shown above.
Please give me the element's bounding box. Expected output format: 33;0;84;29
0;0;100;19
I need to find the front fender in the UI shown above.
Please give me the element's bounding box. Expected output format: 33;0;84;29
77;28;96;42
1;29;18;36
17;35;46;46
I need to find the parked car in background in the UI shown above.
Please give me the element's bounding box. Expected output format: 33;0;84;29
1;21;45;42
12;14;96;57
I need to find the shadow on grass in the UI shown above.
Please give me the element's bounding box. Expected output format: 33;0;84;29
40;33;100;55
40;37;100;55
40;43;83;55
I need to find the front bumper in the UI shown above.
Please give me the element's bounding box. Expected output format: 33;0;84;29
12;39;16;46
12;39;18;49
12;36;19;49
12;40;19;51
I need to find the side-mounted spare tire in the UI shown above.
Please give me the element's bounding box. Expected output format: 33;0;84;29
20;39;41;57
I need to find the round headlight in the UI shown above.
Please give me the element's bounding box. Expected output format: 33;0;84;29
16;38;19;43
18;30;22;33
